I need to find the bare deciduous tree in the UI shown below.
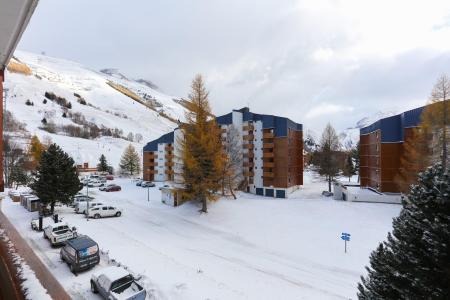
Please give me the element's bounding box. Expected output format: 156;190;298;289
317;123;341;192
221;125;243;199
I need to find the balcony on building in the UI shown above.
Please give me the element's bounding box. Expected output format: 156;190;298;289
165;161;174;167
263;172;274;178
263;162;274;168
243;152;255;158
165;169;175;175
243;124;254;131
243;161;254;168
243;134;254;141
165;153;174;160
263;152;274;158
243;171;254;177
144;161;158;167
263;143;274;149
165;145;174;152
243;143;254;150
263;132;274;139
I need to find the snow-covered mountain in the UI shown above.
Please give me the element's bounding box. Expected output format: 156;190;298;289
339;111;398;149
4;51;185;169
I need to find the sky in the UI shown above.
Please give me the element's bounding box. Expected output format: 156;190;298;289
17;0;450;134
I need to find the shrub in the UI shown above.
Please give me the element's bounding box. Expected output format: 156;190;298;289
41;118;47;124
66;102;72;109
77;98;87;105
73;93;81;98
39;122;56;133
25;99;33;106
62;112;67;118
43;99;47;104
4;111;26;132
44;92;56;100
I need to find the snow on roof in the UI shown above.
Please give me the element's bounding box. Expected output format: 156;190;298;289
96;266;130;282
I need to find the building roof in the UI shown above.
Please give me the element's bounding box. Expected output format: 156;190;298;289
66;235;97;250
0;0;39;69
217;107;303;137
143;131;174;152
360;106;425;142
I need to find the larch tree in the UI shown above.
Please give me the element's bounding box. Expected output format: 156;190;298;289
358;163;450;299
181;74;224;213
221;124;243;199
28;135;45;171
119;144;141;175
422;74;450;168
31;144;81;213
317;123;341;192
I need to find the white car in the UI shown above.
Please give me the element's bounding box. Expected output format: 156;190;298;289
88;180;104;188
75;201;105;214
88;205;122;219
43;222;77;246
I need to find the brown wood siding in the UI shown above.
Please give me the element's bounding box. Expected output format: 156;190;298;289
143;151;155;181
0;70;3;191
360;130;381;190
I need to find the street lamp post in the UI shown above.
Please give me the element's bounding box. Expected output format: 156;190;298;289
86;183;89;221
147;185;150;202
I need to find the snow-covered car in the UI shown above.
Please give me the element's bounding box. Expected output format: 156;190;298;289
141;181;155;188
31;216;54;231
135;180;143;186
88;205;122;219
43;222;77;246
105;185;121;192
90;266;146;300
75;201;105;214
88;180;104;188
159;184;170;190
72;195;95;207
100;184;118;191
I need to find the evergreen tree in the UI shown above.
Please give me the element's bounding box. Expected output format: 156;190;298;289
358;164;450;299
181;74;224;213
97;154;109;173
342;154;355;182
317;123;341;192
119;144;140;175
31;144;81;214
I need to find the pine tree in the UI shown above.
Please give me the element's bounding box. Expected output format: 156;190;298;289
119;144;140;175
97;154;109;173
358;164;450;299
181;74;224;213
317;123;341;192
31;144;81;214
28;135;45;170
342;154;355;182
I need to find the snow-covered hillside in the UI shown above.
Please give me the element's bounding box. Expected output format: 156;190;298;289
5;51;185;169
339;111;398;149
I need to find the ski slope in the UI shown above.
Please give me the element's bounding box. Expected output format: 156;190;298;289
4;51;185;168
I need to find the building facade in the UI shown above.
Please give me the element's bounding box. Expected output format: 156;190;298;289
359;106;424;193
143;107;303;198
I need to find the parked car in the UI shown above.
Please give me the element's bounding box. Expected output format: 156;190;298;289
88;180;104;188
135;180;143;186
106;175;114;180
88;205;122;219
100;184;117;191
75;201;105;214
90;266;146;300
159;184;170;190
60;235;100;274
72;195;95;207
31;216;54;231
43;222;77;246
141;181;155;188
105;185;121;192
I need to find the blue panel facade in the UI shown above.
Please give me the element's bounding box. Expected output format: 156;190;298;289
265;189;274;197
216;112;232;125
143;131;174;152
360;105;425;143
276;190;286;198
256;188;264;196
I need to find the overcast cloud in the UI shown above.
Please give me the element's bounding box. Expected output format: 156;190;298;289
17;0;450;133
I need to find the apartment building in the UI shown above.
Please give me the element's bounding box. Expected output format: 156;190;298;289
359;106;424;193
143;107;303;198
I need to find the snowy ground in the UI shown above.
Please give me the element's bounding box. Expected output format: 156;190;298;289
1;172;400;299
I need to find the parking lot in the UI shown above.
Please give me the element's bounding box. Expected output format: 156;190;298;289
1;176;400;299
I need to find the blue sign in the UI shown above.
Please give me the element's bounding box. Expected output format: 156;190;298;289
341;232;351;241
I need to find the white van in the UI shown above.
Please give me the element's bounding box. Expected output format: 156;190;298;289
75;201;105;214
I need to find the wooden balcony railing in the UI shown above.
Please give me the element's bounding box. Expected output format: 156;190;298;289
165;161;174;167
165;154;174;160
263;162;274;168
143;161;158;167
263;132;274;139
144;153;157;159
263;172;274;178
243;135;254;141
243;125;254;131
165;145;174;151
263;143;274;149
263;152;274;158
165;169;175;175
243;171;254;177
243;144;254;150
243;152;254;158
243;162;254;168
